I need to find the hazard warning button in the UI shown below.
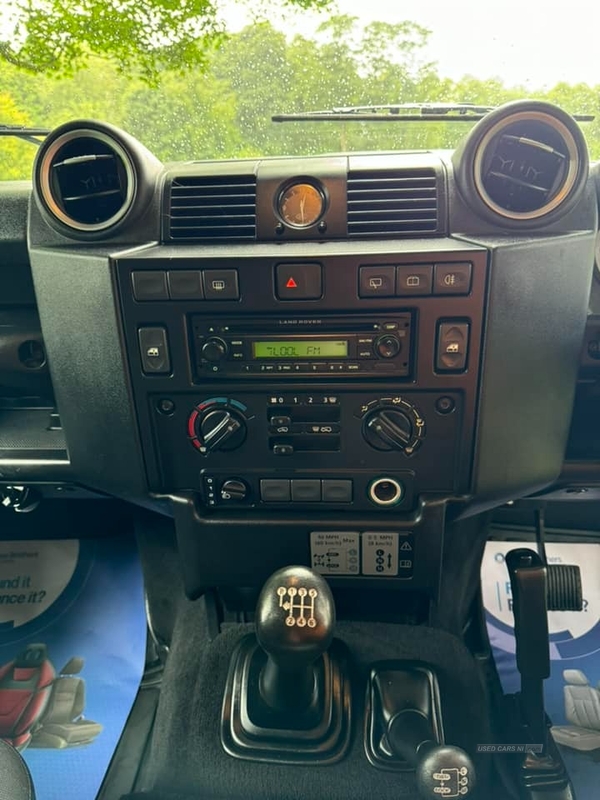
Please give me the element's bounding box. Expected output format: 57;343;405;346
276;262;323;301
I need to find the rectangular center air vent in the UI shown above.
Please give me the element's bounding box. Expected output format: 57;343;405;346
167;175;256;241
347;168;439;237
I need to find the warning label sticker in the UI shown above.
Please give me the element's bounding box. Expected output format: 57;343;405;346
362;532;399;576
310;532;360;575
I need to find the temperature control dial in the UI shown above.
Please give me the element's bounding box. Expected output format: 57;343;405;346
188;398;251;454
357;397;426;455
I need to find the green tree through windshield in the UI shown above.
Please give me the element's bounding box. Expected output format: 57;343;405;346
1;14;599;178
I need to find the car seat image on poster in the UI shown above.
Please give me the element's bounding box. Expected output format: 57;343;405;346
482;540;600;796
0;538;146;800
0;644;102;750
552;669;600;755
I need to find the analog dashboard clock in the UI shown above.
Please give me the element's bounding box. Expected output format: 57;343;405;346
277;181;326;228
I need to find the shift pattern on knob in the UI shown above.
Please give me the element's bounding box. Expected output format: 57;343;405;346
256;566;335;668
277;586;318;628
416;744;475;798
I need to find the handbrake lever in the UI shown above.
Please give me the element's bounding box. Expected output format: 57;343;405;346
505;548;550;752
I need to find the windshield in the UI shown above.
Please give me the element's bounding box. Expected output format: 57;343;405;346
1;0;600;178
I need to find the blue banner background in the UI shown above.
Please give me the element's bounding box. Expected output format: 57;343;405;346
0;537;146;800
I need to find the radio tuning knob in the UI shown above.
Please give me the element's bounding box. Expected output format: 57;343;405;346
363;408;412;451
202;337;228;363
374;334;401;359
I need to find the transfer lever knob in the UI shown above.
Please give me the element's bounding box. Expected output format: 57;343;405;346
256;565;335;711
387;710;476;798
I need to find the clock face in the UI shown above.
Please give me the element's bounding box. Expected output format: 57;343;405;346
277;182;325;228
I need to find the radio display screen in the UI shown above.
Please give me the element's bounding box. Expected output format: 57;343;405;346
252;340;348;359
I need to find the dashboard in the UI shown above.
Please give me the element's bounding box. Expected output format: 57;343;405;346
1;99;599;599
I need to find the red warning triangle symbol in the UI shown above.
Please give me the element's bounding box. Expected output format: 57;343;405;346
286;277;298;289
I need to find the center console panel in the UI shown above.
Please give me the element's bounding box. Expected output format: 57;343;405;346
114;241;487;598
117;241;488;517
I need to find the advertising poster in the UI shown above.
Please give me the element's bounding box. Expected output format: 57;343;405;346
0;537;146;800
482;540;600;797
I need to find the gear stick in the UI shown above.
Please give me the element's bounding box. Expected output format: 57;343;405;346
366;661;476;798
221;565;351;764
256;565;335;712
387;709;475;798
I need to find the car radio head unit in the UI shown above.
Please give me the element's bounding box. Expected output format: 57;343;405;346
191;314;412;379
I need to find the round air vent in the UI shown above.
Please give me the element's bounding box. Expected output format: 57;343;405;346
453;101;589;227
36;129;135;233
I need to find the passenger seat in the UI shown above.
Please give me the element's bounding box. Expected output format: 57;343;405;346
29;657;103;749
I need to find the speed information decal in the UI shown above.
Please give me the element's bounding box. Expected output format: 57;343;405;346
311;531;413;577
310;532;360;575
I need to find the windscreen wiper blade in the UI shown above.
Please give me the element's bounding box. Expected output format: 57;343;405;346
272;103;595;123
0;125;50;146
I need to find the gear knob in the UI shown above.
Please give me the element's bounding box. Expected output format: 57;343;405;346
256;565;335;710
387;711;476;799
415;744;475;798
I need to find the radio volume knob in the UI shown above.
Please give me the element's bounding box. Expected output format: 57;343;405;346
363;408;412;451
202;337;228;363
